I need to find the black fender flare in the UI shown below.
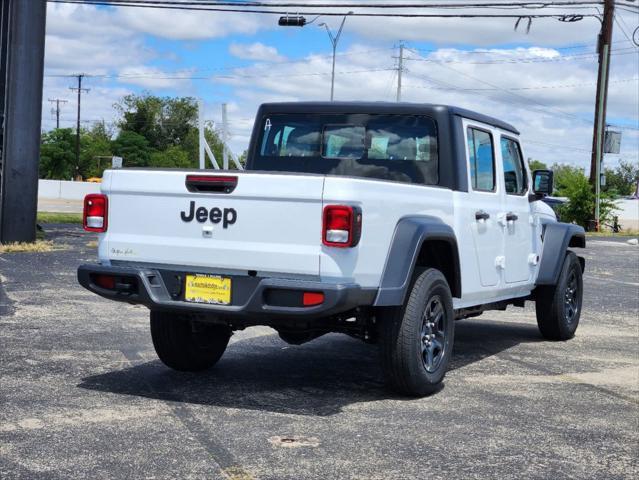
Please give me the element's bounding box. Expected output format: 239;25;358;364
536;222;586;286
374;216;461;306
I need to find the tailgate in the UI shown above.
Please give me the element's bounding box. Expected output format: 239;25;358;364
101;170;325;276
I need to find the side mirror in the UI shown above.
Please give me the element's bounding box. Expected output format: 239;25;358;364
530;169;553;201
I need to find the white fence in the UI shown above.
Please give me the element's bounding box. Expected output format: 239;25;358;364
615;199;639;230
38;179;100;201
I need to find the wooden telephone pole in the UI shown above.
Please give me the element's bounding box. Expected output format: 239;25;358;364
589;0;615;230
69;74;89;179
48;98;67;129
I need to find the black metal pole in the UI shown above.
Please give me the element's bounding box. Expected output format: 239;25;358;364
0;0;10;173
0;0;47;244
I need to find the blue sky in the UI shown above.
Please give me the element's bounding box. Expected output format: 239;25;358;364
42;1;639;170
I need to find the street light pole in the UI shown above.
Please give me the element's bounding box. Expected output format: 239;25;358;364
278;11;352;101
319;13;351;101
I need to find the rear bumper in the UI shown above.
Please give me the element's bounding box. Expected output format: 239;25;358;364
77;264;376;320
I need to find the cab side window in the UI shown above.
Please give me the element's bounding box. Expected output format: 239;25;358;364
500;137;527;195
467;127;495;192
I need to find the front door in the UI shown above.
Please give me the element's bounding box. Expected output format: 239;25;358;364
499;135;534;284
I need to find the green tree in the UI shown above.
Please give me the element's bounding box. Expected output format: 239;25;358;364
237;149;248;167
39;128;77;179
148;146;192;169
527;159;547;171
112;130;152;168
115;93;198;152
552;163;617;229
603;159;639;197
81;122;114;178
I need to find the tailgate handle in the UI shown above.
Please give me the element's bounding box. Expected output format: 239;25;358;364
185;175;237;193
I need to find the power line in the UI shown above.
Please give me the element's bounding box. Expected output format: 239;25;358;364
45;67;397;81
47;1;613;9
526;138;593;153
405;76;638;91
404;46;637;131
43;47;394;79
614;12;639;49
403;47;637;64
47;0;602;19
42;43;637;81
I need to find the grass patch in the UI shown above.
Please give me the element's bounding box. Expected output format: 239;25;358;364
586;230;639;238
37;212;82;224
0;240;59;254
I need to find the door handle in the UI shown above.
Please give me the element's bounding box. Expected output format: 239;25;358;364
475;210;490;221
506;212;519;222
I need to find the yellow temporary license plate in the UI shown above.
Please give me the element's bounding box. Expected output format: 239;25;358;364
184;274;232;305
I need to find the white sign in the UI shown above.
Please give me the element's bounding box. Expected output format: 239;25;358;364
112;156;123;169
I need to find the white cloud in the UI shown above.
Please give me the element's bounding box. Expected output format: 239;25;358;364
45;4;150;74
40;2;638;170
116;8;267;40
117;66;195;90
214;44;638;170
229;42;285;62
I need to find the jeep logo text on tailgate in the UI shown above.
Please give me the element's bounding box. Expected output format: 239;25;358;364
180;201;237;228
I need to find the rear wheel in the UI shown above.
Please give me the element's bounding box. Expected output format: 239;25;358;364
150;310;231;371
379;268;454;396
535;251;583;340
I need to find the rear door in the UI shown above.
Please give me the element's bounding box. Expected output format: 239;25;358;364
499;135;535;284
463;123;503;288
102;170;324;276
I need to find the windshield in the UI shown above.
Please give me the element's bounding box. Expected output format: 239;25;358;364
252;114;439;185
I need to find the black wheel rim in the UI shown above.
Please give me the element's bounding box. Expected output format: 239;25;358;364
421;296;446;373
564;269;579;324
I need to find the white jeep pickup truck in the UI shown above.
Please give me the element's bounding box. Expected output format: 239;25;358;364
78;102;585;396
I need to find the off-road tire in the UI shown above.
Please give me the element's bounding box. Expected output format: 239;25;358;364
535;251;583;340
150;310;231;371
379;268;455;396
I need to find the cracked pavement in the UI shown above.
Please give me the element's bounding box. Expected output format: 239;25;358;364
1;225;637;479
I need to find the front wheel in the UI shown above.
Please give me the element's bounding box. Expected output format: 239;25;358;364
150;310;231;371
535;251;583;340
379;268;455;396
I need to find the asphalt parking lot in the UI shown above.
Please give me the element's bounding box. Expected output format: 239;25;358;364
1;225;637;479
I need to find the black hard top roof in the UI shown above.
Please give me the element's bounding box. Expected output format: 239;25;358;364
258;101;519;135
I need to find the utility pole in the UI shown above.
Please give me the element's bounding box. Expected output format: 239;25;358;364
69;74;89;180
0;0;47;243
221;103;229;170
589;0;614;231
396;42;404;102
48;98;67;129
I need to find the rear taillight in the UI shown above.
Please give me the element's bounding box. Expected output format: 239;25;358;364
322;205;362;248
303;292;325;307
83;194;108;232
93;274;115;289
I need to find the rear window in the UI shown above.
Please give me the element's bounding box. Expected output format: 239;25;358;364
253;114;439;185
